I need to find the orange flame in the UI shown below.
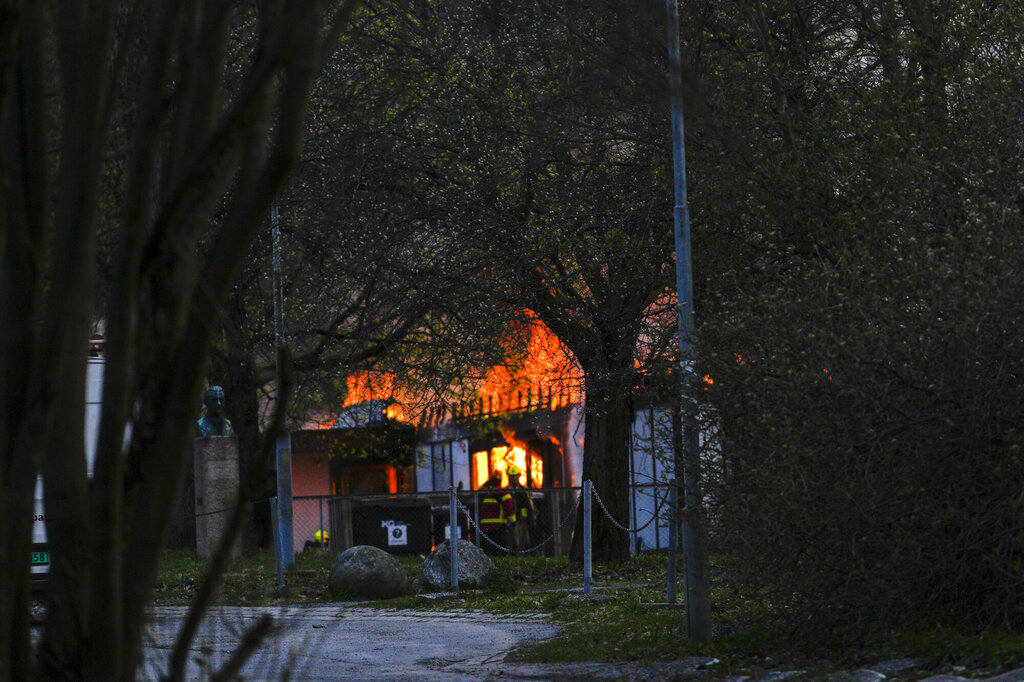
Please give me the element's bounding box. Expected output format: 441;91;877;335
339;373;409;422
471;443;541;489
475;313;581;412
468;420;548;489
335;314;580;428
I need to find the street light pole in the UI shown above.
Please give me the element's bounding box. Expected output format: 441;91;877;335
272;205;294;586
665;0;712;643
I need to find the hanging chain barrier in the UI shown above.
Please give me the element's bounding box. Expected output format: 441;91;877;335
284;488;584;558
455;490;581;555
280;482;677;600
580;479;679;600
588;480;671;534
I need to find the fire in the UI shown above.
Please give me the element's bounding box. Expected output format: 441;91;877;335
475;312;582;412
469;422;546;489
471;443;543;489
472;450;490;487
333;313;580;425
342;372;408;422
345;372;394;403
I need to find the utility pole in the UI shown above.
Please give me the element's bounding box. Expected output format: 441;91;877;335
665;0;712;642
272;205;294;586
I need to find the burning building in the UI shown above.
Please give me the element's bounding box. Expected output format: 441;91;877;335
289;315;586;498
414;384;584;494
284;316;680;554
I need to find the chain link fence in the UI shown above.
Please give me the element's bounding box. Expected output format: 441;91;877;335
285;487;584;558
269;481;680;599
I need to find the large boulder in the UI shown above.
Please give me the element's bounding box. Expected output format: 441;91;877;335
420;539;494;592
329;545;409;600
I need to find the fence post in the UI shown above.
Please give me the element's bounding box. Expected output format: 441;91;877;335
318;497;325;549
341;497;353;551
583;480;592;595
629;485;637;555
449;486;459;593
474;490;481;547
667;481;678;603
270;497;283;588
550;489;562;556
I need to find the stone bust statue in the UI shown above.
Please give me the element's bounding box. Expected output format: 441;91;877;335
196;386;234;437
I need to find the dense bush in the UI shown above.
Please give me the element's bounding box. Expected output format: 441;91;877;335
692;1;1024;637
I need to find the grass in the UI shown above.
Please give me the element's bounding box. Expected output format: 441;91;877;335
153;549;343;606
894;629;1024;674
153;549;1024;679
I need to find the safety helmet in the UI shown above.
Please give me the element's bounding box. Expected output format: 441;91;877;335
508;464;522;477
314;530;329;542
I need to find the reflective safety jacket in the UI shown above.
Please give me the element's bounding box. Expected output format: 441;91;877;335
480;483;515;531
508;483;535;522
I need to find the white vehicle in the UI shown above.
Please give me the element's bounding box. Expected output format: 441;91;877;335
31;352;104;588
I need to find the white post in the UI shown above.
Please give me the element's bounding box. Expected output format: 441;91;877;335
583;481;592;595
449;486;459;592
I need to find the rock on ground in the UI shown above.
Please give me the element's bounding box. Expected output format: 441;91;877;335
420;539;494;592
329;545;408;600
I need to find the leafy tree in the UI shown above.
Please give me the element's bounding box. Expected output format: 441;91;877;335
689;0;1024;635
340;0;683;561
209;10;526;494
0;1;345;678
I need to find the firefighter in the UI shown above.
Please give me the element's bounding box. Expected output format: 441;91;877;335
479;470;514;555
506;464;537;553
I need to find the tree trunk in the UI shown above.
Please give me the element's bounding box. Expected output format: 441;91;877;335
570;370;633;563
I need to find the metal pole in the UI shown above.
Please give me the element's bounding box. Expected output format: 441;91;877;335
551;489;562;556
319;497;325;550
629;436;637;555
449;486;459;592
667;482;678;603
448;441;454;489
273;206;294;581
665;0;712;642
583;481;592;595
474;491;481;547
270;498;282;587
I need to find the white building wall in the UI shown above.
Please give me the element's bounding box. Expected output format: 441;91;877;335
565;403;585;487
630;406;674;552
415;444;433;492
417;439;472;492
450;439;470;490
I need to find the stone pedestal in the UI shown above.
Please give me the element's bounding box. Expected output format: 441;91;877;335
194;435;240;559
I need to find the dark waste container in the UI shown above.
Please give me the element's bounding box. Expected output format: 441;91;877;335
351;496;432;555
431;506;472;547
